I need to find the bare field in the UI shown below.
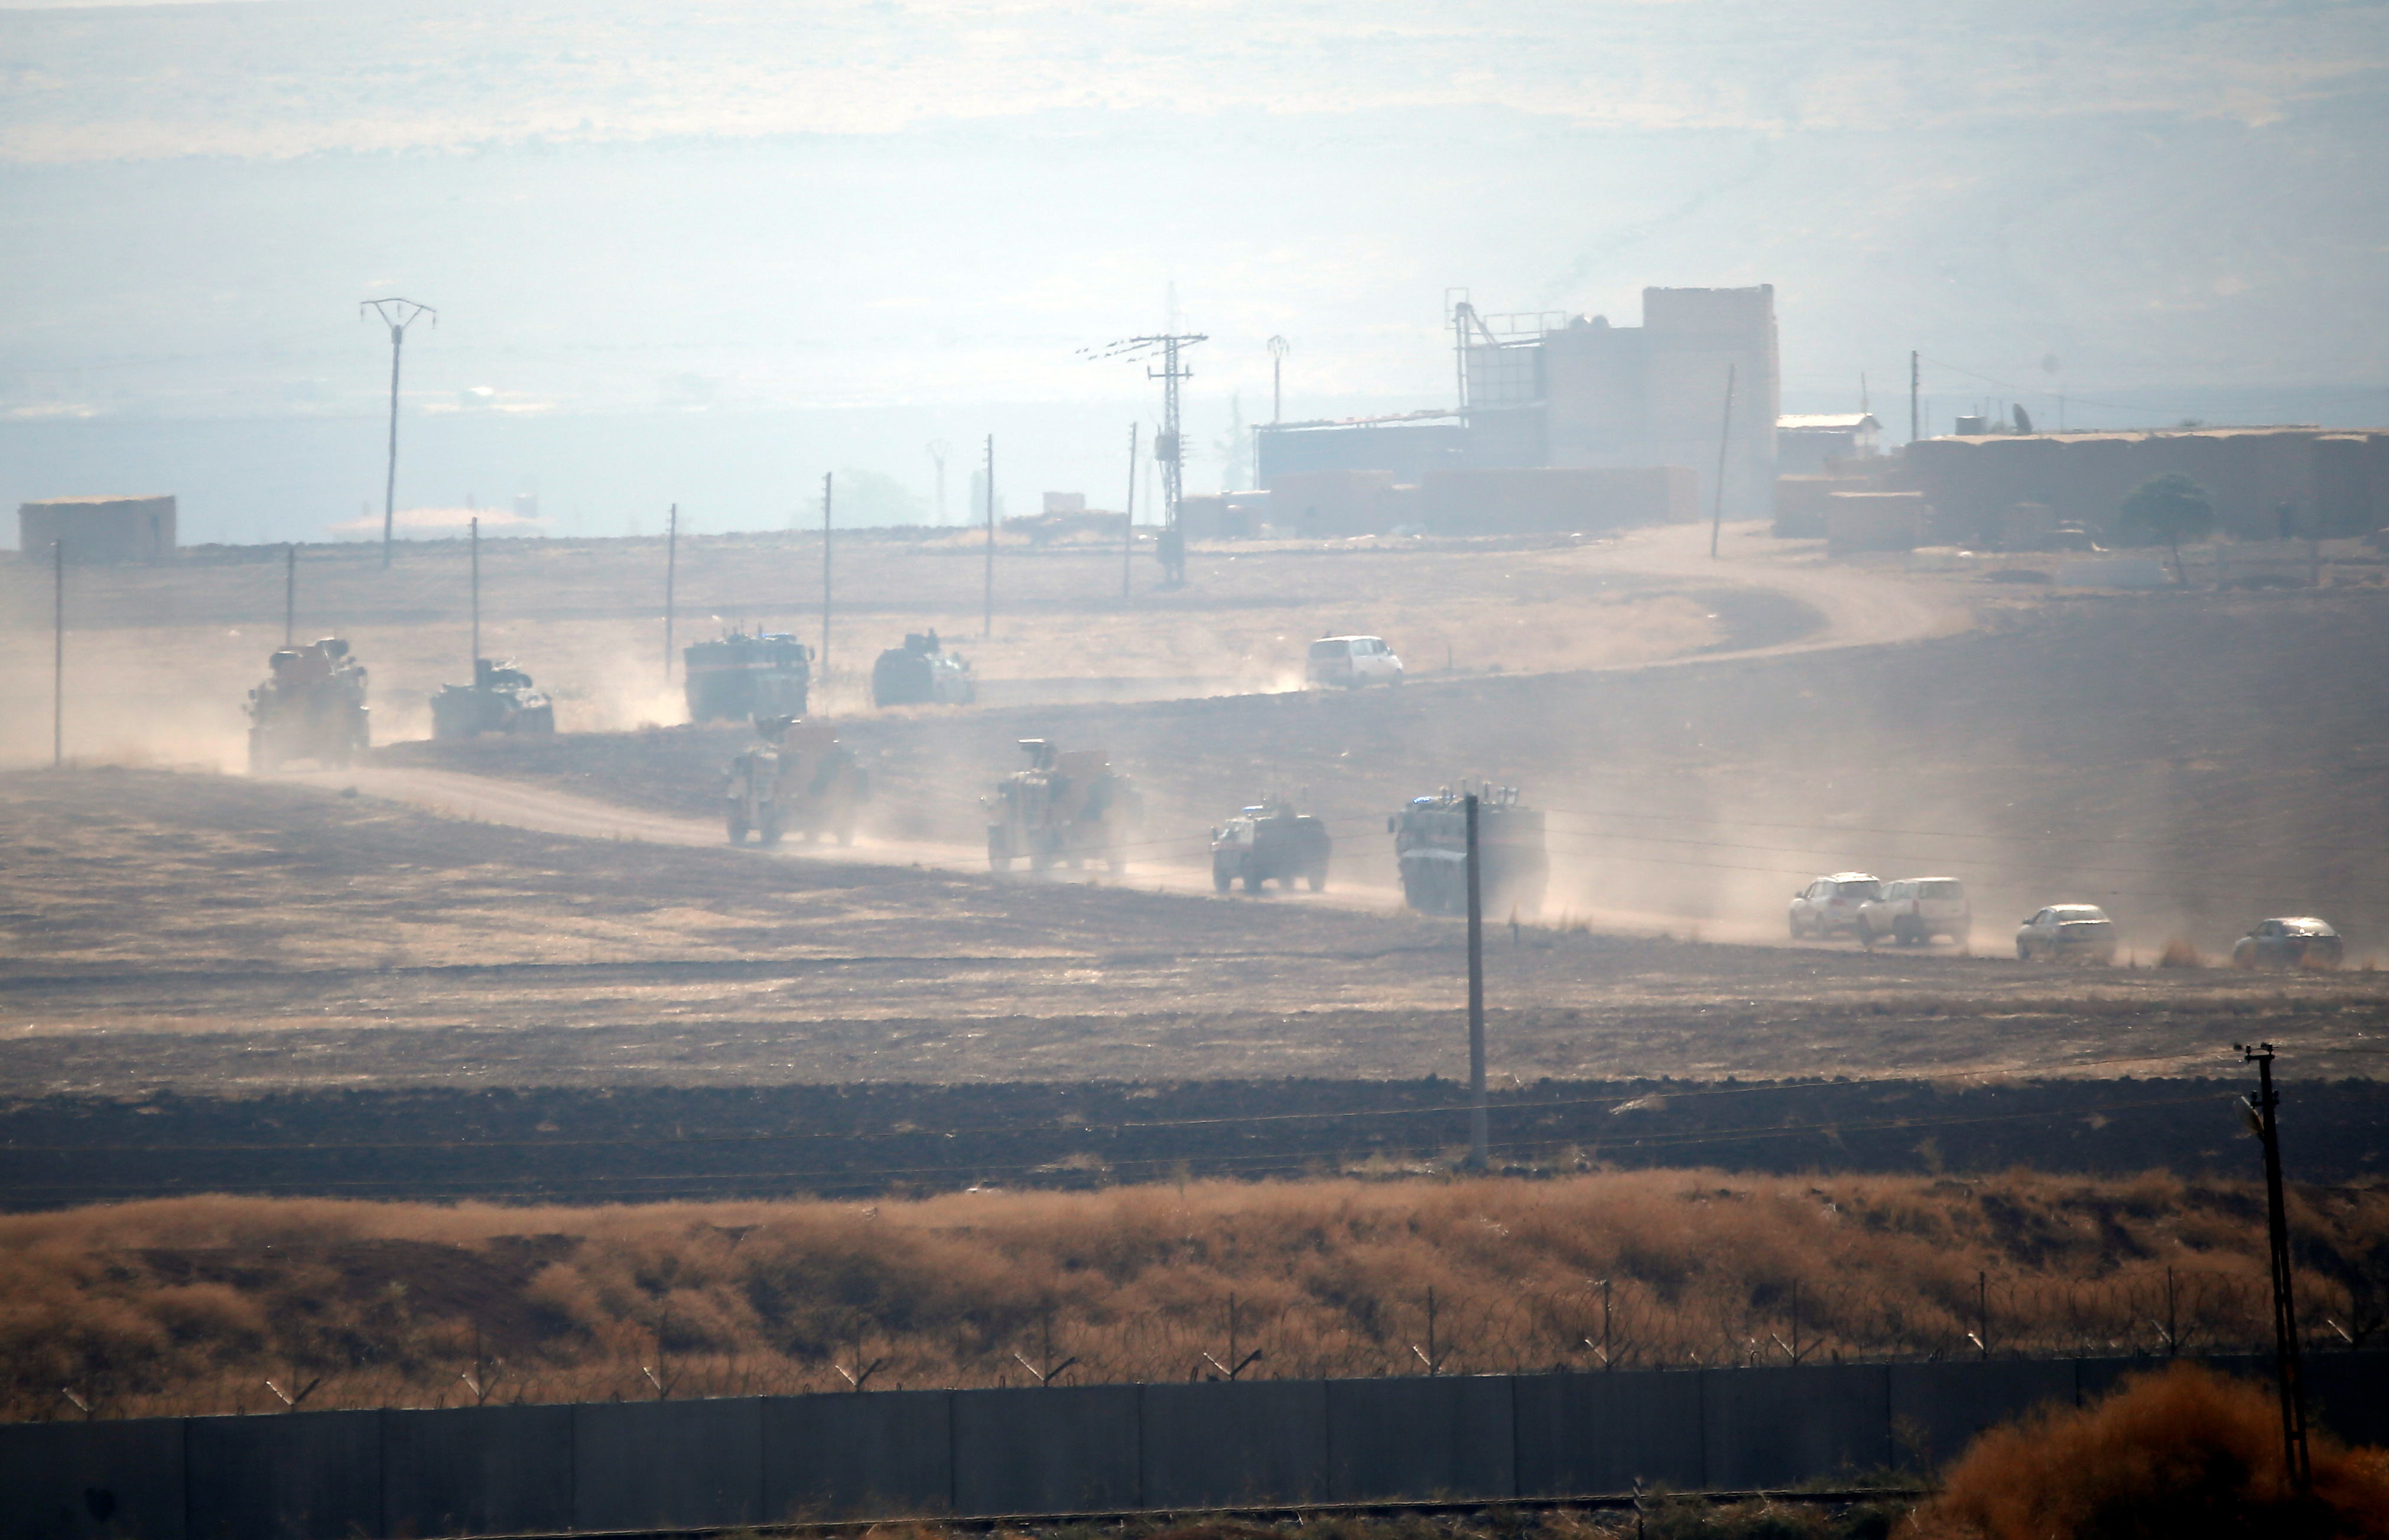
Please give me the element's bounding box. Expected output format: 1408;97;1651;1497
0;528;1770;770
2;769;2383;1101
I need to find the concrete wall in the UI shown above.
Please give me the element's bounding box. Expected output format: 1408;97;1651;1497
1420;467;1696;535
4;1355;2384;1539
1265;470;1415;537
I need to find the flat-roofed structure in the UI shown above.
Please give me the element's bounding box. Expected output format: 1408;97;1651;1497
18;495;178;562
1901;427;2389;543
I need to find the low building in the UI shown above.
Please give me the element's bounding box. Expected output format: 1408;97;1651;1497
1776;414;1882;475
1826;490;1926;554
1900;427;2389;544
18;495;177;562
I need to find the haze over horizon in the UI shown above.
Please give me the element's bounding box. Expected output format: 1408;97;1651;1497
5;0;2385;542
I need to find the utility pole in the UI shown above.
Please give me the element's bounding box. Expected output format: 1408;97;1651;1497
1464;790;1488;1170
982;435;995;640
1909;350;1920;446
1122;422;1139;601
469;516;480;669
1269;336;1289;423
1081;333;1206;534
2240;1041;2312;1493
284;543;296;647
1708;363;1737;560
361;298;435;569
663;505;678;684
821;473;833;689
52;538;64;769
927;440;950;526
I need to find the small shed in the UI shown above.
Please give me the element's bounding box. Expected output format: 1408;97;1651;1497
19;496;178;563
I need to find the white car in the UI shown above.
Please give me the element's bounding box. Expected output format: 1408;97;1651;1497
1789;873;1882;939
1857;877;1972;947
1306;635;1404;688
2016;905;2118;963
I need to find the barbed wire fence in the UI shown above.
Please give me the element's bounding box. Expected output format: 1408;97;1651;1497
21;1265;2383;1423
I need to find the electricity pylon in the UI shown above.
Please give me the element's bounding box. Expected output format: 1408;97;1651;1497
1082;333;1206;532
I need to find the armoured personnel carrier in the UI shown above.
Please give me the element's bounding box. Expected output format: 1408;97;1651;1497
685;630;811;724
430;658;555;740
984;740;1140;873
870;630;976;708
1210;796;1331;893
723;717;870;845
1390;784;1547;917
246;638;370;772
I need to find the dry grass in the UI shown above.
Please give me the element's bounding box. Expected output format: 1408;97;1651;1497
1910;1360;2389;1538
5;1168;2385;1422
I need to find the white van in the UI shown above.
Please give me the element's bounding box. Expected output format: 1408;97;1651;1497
1857;878;1971;946
1306;636;1404;688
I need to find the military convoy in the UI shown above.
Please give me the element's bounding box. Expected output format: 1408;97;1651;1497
685;630;812;723
1390;784;1548;917
723;717;870;845
984;740;1141;873
246;639;372;773
1210;797;1331;893
430;658;555;740
871;631;976;708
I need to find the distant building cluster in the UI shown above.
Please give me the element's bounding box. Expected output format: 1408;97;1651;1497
1236;286;1779;539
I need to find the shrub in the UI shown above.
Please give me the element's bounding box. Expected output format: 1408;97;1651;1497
1913;1361;2389;1539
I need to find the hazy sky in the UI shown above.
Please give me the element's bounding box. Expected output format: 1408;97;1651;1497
4;1;2385;535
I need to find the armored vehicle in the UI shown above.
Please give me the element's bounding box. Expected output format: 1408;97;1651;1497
430;657;555;740
246;638;370;773
685;630;811;724
1390;784;1547;917
871;630;977;708
1210;796;1331;893
984;740;1140;873
723;717;870;845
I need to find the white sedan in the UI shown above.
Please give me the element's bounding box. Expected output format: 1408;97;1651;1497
2016;905;2117;963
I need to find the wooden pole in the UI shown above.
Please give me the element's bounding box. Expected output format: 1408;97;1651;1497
821;472;833;691
1123;422;1138;601
983;435;995;639
469;516;480;669
53;537;64;769
1709;363;1737;560
1465;791;1487;1169
284;543;296;646
664;504;678;683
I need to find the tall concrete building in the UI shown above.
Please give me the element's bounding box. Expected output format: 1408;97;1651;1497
1256;285;1779;530
1463;285;1779;520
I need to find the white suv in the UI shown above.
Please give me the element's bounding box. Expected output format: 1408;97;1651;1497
1789;873;1882;939
1858;878;1971;947
1306;636;1404;688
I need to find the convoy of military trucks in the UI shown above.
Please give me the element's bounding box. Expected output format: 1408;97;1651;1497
240;625;1549;909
